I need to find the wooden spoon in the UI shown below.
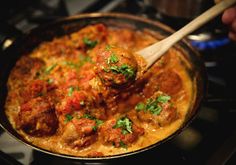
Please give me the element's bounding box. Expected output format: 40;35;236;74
137;0;236;69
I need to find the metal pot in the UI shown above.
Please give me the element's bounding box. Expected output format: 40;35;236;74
146;0;214;19
0;13;206;161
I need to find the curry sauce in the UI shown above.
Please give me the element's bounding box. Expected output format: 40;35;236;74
5;23;195;157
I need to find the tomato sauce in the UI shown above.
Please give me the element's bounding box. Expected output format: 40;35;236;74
5;23;195;157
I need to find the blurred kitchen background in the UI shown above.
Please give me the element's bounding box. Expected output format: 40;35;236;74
0;0;236;165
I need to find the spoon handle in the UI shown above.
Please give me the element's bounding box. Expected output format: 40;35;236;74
138;0;236;69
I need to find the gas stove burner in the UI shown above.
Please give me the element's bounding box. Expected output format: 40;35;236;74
188;35;230;50
188;33;230;50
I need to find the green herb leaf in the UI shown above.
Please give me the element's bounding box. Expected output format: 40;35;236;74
92;119;104;131
113;117;132;134
47;78;54;84
135;94;172;115
95;119;104;126
146;98;162;115
109;64;136;80
109;65;120;73
118;64;136;80
45;64;57;74
92;126;98;131
135;102;145;111
65;114;73;123
107;53;119;64
68;87;74;96
102;66;110;73
82;113;95;120
83;37;98;48
68;86;80;96
82;114;104;131
119;141;127;148
157;95;171;103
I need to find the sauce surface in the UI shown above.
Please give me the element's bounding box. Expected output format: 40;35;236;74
5;23;195;157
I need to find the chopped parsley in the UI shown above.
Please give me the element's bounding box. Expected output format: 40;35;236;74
45;64;57;74
113;117;132;135
107;53;119;64
82;113;95;120
157;95;171;103
64;114;73;123
105;44;112;51
108;64;136;80
68;86;80;96
135;102;145;111
109;65;120;73
146;98;162;115
119;141;127;149
135;94;172;115
82;113;104;131
83;37;98;48
47;78;54;84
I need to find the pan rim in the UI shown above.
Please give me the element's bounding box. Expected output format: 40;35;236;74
0;12;207;161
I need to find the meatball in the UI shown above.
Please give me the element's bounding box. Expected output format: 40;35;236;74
61;118;97;149
95;45;138;87
143;69;182;97
136;92;178;127
18;97;58;136
19;79;55;103
100;117;144;147
107;29;135;49
70;23;108;49
9;56;45;88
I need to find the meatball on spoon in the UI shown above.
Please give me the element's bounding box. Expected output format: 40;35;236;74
95;45;138;87
137;0;236;69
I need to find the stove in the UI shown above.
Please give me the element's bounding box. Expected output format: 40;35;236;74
1;0;236;164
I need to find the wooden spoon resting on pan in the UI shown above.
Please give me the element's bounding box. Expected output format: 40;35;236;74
137;0;236;69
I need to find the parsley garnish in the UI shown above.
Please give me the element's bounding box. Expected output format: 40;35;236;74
83;37;98;48
146;98;162;115
135;102;145;111
82;113;95;120
107;53;119;64
47;78;54;84
119;64;135;79
64;114;73;123
108;64;135;80
135;95;172;115
119;141;127;148
157;95;171;103
45;64;57;74
113;117;132;135
82;114;104;131
68;86;80;96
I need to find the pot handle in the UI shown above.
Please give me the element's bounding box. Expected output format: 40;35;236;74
0;21;23;51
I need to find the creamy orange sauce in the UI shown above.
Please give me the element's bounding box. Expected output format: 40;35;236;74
5;23;195;157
